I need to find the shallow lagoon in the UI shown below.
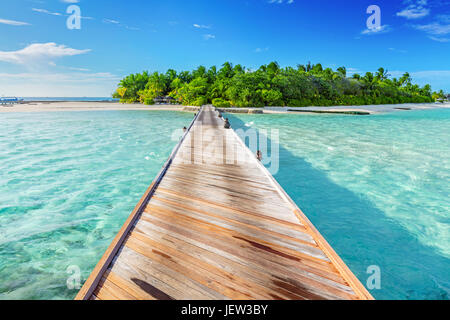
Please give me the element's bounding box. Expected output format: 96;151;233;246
230;108;449;300
0;110;192;299
0;108;448;300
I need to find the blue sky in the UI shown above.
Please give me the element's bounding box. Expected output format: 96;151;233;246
0;0;449;96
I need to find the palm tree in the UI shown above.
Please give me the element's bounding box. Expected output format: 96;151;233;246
375;68;389;81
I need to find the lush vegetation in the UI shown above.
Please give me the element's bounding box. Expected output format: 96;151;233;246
113;62;440;107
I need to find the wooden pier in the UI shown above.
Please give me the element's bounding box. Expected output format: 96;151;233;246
76;106;373;300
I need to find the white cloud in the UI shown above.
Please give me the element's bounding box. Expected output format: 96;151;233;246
346;68;361;76
413;14;450;42
0;18;31;26
193;23;210;29
268;0;294;4
103;18;120;24
255;47;269;53
414;22;450;35
0;72;118;82
397;0;430;19
32;8;62;16
0;71;120;96
60;0;80;3
410;70;450;78
356;69;450;91
0;43;91;65
429;36;450;42
68;67;91;72
388;69;450;91
389;47;408;53
203;34;215;40
437;14;450;23
102;18;140;31
32;7;93;20
361;25;391;35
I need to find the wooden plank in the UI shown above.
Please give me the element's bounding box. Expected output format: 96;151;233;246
75;109;202;300
140;208;329;262
125;236;263;299
136;214;341;279
128;227;353;299
155;187;306;230
117;246;228;300
142;203;325;259
223;120;374;300
104;270;157;300
128;229;339;300
134;216;356;299
149;194;311;243
75;182;155;300
78;106;373;301
128;228;353;300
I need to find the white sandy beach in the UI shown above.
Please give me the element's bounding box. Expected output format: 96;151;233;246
0;101;448;114
263;102;450;114
0;101;185;113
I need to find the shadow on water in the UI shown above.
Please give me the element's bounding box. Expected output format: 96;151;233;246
226;113;450;300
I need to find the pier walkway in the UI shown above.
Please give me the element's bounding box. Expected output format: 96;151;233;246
76;106;373;300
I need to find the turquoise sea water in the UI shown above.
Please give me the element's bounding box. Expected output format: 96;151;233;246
22;97;119;102
0;111;192;300
0;109;448;300
229;108;449;300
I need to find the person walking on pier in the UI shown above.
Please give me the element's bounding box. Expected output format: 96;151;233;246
256;150;263;162
224;118;231;129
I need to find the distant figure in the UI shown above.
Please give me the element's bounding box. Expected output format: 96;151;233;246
218;112;223;119
183;127;187;133
224;118;231;129
256;150;263;162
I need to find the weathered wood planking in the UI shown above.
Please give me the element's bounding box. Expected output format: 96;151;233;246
76;106;373;300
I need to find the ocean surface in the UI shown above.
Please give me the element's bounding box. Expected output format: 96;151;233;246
0;110;192;300
0;108;448;300
21;97;118;102
229;108;449;300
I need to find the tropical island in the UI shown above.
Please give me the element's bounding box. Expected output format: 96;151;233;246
113;62;448;108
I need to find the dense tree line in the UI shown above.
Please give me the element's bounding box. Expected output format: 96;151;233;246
113;62;439;107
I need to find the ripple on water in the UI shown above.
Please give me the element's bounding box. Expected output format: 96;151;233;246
230;109;450;300
0;110;192;300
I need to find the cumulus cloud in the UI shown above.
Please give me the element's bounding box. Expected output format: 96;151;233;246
415;22;450;35
0;43;91;65
361;25;391;35
397;0;430;19
413;14;450;42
